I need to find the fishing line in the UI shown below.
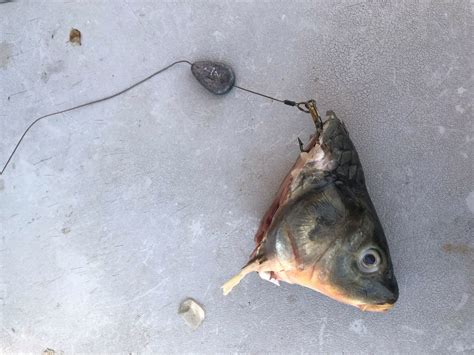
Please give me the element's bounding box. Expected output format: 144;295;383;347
0;59;314;175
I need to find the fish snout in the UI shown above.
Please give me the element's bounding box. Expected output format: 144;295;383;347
357;276;399;312
366;277;399;311
383;276;399;305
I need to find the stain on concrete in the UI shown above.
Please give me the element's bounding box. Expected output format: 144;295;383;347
0;41;13;69
466;192;474;214
41;60;65;83
455;104;465;114
41;71;49;83
61;227;71;234
400;325;425;335
442;243;472;255
454;292;470;311
349;319;367;335
48;60;65;74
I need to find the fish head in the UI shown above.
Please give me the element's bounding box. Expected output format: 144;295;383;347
260;183;399;312
222;111;399;313
314;203;399;312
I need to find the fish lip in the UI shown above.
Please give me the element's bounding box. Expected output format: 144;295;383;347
357;302;396;312
384;296;398;305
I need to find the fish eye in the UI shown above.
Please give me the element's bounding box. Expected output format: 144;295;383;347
358;249;381;272
363;253;376;265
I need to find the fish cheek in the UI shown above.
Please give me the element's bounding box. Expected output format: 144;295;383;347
262;214;298;271
325;252;359;297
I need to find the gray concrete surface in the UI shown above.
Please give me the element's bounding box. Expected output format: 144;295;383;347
1;0;473;353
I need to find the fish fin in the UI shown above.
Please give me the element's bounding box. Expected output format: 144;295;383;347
221;272;246;295
222;256;278;295
222;260;260;295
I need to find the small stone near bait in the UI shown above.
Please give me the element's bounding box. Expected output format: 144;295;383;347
69;28;82;46
178;298;205;330
191;61;235;95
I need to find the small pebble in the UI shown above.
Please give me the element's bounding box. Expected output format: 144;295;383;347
178;298;205;330
69;28;82;46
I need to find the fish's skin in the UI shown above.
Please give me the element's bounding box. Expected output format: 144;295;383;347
223;111;398;312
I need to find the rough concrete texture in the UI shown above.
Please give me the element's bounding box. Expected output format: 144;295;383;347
0;0;473;353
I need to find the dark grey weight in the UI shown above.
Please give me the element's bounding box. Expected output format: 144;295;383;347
191;61;235;95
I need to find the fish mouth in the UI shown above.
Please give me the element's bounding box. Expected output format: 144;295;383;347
357;301;396;312
356;286;398;312
278;269;398;313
